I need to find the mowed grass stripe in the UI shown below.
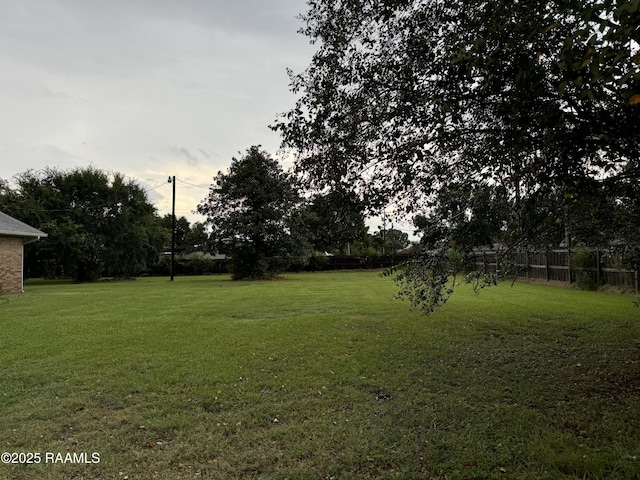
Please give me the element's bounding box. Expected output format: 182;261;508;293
0;272;638;479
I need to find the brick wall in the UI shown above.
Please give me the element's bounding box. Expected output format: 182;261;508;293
0;236;23;294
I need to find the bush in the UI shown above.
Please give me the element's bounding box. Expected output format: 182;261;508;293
305;254;330;271
149;254;229;277
180;252;214;275
570;247;599;291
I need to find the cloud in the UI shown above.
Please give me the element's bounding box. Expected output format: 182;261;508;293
0;0;317;219
198;148;217;159
167;146;200;167
0;142;81;176
30;85;89;105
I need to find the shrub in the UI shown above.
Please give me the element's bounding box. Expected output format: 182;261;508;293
305;254;330;271
181;252;215;275
570;247;599;290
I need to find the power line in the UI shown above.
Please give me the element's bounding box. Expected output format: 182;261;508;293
175;177;211;190
144;181;172;194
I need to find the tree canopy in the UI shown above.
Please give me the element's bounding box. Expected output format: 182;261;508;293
275;0;638;239
274;0;640;311
0;167;166;281
303;189;369;253
160;215;210;255
372;227;411;254
197;146;312;279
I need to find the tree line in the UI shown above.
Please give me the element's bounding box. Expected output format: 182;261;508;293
1;168;165;281
0;158;410;282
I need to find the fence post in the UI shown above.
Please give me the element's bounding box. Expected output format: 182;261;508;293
545;250;550;282
596;249;601;286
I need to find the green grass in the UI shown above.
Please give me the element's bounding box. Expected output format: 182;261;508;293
0;272;639;479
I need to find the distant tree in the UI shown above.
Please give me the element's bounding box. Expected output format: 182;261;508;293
303;190;368;254
413;182;510;248
161;215;190;249
372;228;410;255
0;167;166;281
159;216;211;255
185;221;210;254
197;146;312;279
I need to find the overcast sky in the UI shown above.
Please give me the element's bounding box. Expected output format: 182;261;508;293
0;0;316;222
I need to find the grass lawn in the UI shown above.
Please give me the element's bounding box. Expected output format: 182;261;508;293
0;272;639;479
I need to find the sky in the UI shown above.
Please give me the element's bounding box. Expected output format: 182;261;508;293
0;0;316;223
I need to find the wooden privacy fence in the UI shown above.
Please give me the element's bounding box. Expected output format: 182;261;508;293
472;248;639;291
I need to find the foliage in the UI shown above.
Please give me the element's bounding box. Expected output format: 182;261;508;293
414;182;511;248
197;146;312;279
0;167;166;281
160;215;210;255
185;221;210;253
305;252;331;271
160;214;190;252
372;227;410;254
570;246;600;290
152;253;228;276
386;243;464;314
274;0;640;313
180;252;222;275
348;239;381;257
302;189;368;253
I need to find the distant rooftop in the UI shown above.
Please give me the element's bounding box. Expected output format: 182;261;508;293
0;211;48;241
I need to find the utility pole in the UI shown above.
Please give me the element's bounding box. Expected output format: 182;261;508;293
381;210;387;256
168;176;176;281
391;221;395;266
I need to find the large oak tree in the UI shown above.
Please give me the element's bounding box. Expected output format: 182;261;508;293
274;0;640;311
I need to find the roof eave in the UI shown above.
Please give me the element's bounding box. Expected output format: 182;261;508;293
0;231;48;243
23;235;47;245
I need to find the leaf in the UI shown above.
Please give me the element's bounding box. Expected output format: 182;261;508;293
558;80;568;95
618;71;633;86
628;94;640;105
